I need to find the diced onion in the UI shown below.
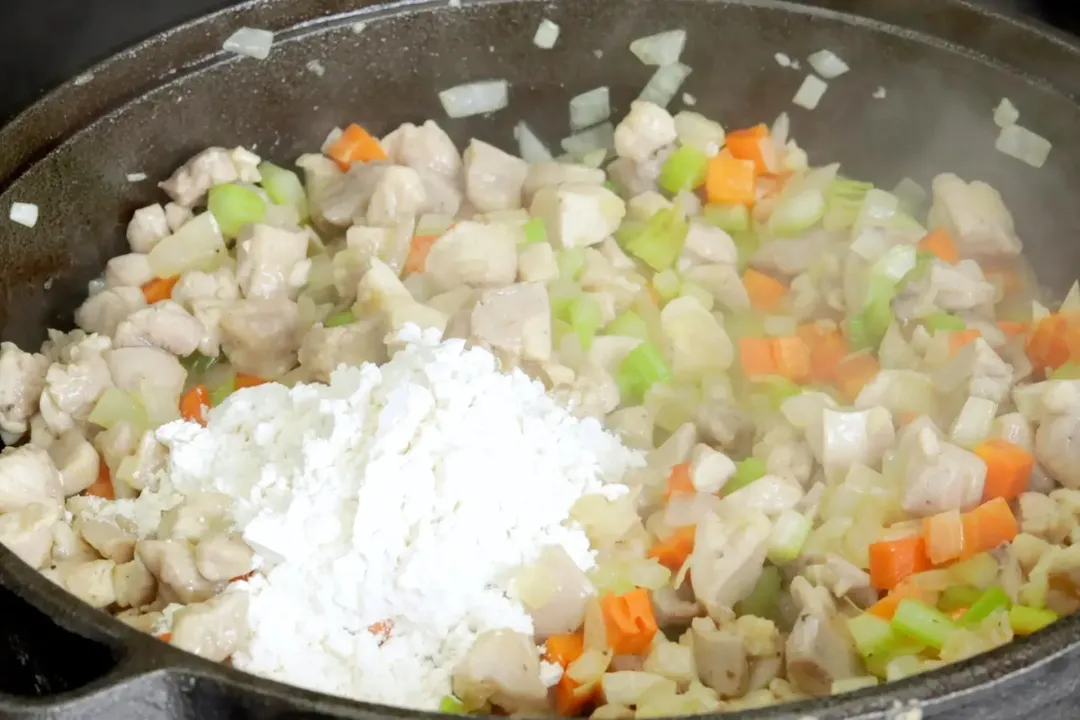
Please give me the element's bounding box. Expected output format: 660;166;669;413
306;59;325;77
513;121;553;163
148;212;226;278
638;63;692;109
438;79;509;118
629;30;687;66
126;172;148;182
350;21;368;34
416;213;455;236
9;202;38;228
561;122;615;159
873;86;887;100
533;19;560;49
893;177;927;212
996;124;1051;169
807;49;850;79
764;315;798;337
950;396;998;448
570;87;611;132
673;111;725;157
567;649;612;684
223;27;274;60
994;98;1020;128
793;75;828;110
774;52;793;68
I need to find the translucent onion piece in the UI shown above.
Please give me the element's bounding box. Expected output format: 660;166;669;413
638;63;692;108
9;202;38;228
570;87;611;132
533;19;561;49
223;27;274;60
994;98;1020;128
148;212;226;278
438;79;509;118
807;49;850;79
513;121;553;163
793;75;828;110
629;30;687;66
996;124;1051;169
561;122;615;159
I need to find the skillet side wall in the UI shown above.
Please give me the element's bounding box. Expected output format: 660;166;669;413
1;1;1080;718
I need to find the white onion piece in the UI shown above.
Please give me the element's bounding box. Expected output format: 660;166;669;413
793;75;828;110
533;19;560;49
9;202;38;228
223;28;274;60
682;92;697;106
807;50;850;79
994;98;1020;128
775;52;794;68
320;127;343;154
664;493;719;527
950;396;998;448
126;172;147;182
873;86;887;99
570;87;611;131
893;177;927;212
996;124;1051;168
771;112;790;148
764;315;798;337
438;79;509;118
561;122;614;159
351;21;367;34
513;121;553;163
673;111;725;156
629;29;686;66
638;63;692;108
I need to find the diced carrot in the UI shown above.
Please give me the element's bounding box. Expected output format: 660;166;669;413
663;462;694;502
982;261;1024;295
85;459;115;500
923;509;966;566
835;352;880;403
368;619;393;646
229;570;256;583
799;325;848;384
1027;313;1074;373
961;497;1019;558
544;632;585;669
155;632;172;643
742;269;788;312
725;124;775;175
141;275;180;304
917;228;959;264
897;412;920;427
600;589;658;656
997;321;1027;337
948;607;969;620
868;580;925;620
326;123;387;169
868;535;932;591
949;329;982;355
234;373;267;390
403;235;439;276
974;439;1035;502
738;336;779;379
705;151;757;206
772;336;811;384
648;526;696;570
180;384;211;426
554;675;597;717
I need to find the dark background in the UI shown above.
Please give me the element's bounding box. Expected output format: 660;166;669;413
0;0;1077;124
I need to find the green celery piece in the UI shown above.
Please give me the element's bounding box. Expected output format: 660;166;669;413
614;220;645;247
923;312;966;333
736;565;781;619
768;189;827;237
652;269;682;301
731;230;760;271
1008;605;1058;635
959;586;1011;627
605;310;649;341
938;585;982;613
898;250;936;288
618;341;674;401
725;457;766;494
557;248;587;281
766;510;812;565
258;162;309;222
210;373;237;408
891;599;956;650
324;310;356;328
439;695;467;714
753;376;803;410
569;295;603;350
823;178;873;232
847;314;873;352
847;613;898;659
659;145;709;194
182;352;219;377
548;279;579;322
521;217;548;246
625;208;688;271
1051;362;1080;380
207;183;267;238
703;203;751;234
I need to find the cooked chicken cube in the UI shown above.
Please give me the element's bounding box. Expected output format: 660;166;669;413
367;165;427;226
56;559;118;608
136;539;215;604
517;241;559;283
452;629;548;713
423;221;518;291
464;139;529;212
159;147;240;206
691;616;749;698
529;184;626;250
219;298;303;379
74;286;147;337
680;221;738;267
194;533;255;582
470;283;551;364
105;253;154;289
785;582;862;696
614;100;677;163
901;426;987;516
78;519;136;563
298;318;388;383
235;224;311;300
928;173;1022;257
47;429;100;496
0;502;60;569
522;162;606;205
170;591;250;661
690;510;771;620
171;267;239;310
104;346;186;400
0;342;49;438
113;300;206;357
39;334;113;434
126;203;171;253
309;161;388;228
381;120;462;178
1036;413;1080;490
112;557;157;609
164;202;194;232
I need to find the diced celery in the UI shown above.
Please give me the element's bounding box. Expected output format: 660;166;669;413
885;655;930;682
959;586;1010;627
569;295;603;351
823;178;873;232
1008;605;1057;635
938;585;982;613
324;310;356;328
735;565;781;619
605;310;650;341
182;352;219;377
892;599;956;650
703;203;751;233
552;318;574;347
652;269;682;301
847;613;898;661
752;376;803;410
618;341;674;400
899;250;936;288
680;280;714;311
731;230;760;271
725;457;766;494
625;208;688;271
724;313;766;340
210;373;237;407
521;217;548;246
850;280;895;351
439;695;467;714
767;509;811;565
548;279;580;321
615;219;645;247
924;312;966;333
557;247;587;281
1051;362;1080;380
768;189;826;237
207;183;266;238
88;388;147;431
659;145;709;194
258;162;309;222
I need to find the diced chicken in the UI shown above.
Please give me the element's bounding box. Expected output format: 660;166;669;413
78;519;136;563
171;267;239;310
1036;413;1080;490
680;221;738;267
0;342;49;438
39;335;113;435
189;299;228;357
901;426;986;516
1017;492;1070;545
112;557;157;609
136;539;215;604
230;146;262;183
470;283;551;364
0;502;59;569
784;578;861;696
683;264;752;313
818;407;895;480
219;298;303;379
309;161;389;228
517;241;559;283
55;559;117;608
519;545;595;638
117;429;167;494
614;101;677;163
115;610;162;633
194;533;254;582
521;162;606;205
127;203;171;253
367;165;427;227
690;510;771;620
579;249;645;307
417;171;464;216
104;347;186;400
234;224;311;300
170;591;250;662
690;617;749;698
650;584;704;628
423;221;518;291
114;300;205;357
552;366;621;420
52;522;98;564
381;120;462;178
157;493;232;543
452;629;548;713
928;173;1022;257
530;184;626;250
464;139;529;212
927;260;997;313
159;147;239;207
164;202;194;232
298;319;388;383
74;286;147;337
607;147;671;198
936;338;1013;405
47;429;100;496
105;253;154;289
694;398;753;453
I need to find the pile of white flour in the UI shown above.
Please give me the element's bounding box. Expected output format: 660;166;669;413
152;325;642;708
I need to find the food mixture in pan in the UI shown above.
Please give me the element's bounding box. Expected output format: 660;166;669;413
1;95;1077;715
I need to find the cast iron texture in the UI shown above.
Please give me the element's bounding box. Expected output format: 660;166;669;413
1;0;1080;717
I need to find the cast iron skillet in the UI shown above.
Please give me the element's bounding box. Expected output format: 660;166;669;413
2;0;1080;717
